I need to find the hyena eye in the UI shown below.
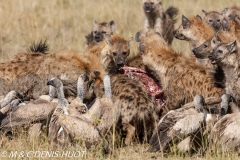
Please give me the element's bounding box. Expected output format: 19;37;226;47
209;19;213;23
203;44;208;48
218;50;223;53
150;2;154;5
94;31;97;34
213;40;216;44
122;52;127;55
113;52;117;56
102;31;106;34
217;19;220;22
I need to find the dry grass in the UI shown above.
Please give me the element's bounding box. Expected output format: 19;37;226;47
0;0;240;159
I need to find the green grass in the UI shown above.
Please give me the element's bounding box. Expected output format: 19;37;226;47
0;0;240;159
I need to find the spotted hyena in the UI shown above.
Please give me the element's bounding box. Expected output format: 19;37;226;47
85;20;116;50
202;10;223;31
135;31;225;112
87;34;160;145
142;0;178;44
208;41;240;106
0;38;108;101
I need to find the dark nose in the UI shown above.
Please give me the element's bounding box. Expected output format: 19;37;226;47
144;3;150;9
173;30;177;36
117;62;124;67
81;74;89;82
208;55;213;59
192;48;196;54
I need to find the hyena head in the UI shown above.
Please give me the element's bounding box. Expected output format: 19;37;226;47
142;0;162;14
93;20;116;43
221;6;240;20
202;10;223;31
105;35;133;68
208;41;237;66
192;38;213;59
173;15;214;49
83;70;104;104
192;33;223;59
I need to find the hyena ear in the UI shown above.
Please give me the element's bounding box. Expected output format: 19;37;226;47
211;33;222;48
93;20;98;28
155;32;162;37
104;34;111;45
128;37;134;46
228;41;237;53
222;18;229;31
221;8;229;15
109;20;116;32
135;31;141;43
196;15;202;20
202;10;208;16
182;15;191;29
157;0;162;5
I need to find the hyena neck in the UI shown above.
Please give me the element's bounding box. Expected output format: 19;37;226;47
221;60;240;82
145;8;163;27
142;51;169;83
100;46;119;75
195;58;214;68
190;39;206;50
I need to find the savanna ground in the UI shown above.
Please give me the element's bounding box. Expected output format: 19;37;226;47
0;0;240;159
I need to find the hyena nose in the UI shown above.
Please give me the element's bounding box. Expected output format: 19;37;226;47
173;30;177;36
208;55;213;59
117;62;124;67
192;48;196;54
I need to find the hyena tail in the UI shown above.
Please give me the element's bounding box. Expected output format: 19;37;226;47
85;31;94;45
27;39;49;54
166;6;179;24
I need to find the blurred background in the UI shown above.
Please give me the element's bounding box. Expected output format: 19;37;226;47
0;0;239;62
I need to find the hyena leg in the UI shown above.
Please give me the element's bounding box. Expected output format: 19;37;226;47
122;122;135;145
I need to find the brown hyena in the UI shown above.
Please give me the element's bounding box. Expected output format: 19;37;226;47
85;20;116;50
135;31;225;112
142;0;178;44
173;15;215;50
202;10;223;31
208;41;240;106
221;6;240;20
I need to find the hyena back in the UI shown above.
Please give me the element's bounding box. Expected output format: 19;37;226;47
85;20;116;50
142;0;178;44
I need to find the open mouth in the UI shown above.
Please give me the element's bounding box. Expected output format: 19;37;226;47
211;60;217;64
